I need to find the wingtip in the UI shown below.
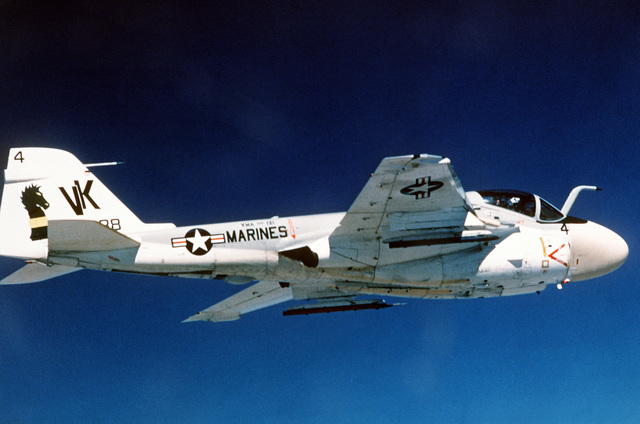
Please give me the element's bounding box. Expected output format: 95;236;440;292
182;312;206;323
182;311;241;323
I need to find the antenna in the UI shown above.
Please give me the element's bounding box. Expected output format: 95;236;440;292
84;161;126;168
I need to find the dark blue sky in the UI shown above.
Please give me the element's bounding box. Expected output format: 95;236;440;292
1;1;639;422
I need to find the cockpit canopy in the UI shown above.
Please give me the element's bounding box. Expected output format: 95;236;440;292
477;190;564;222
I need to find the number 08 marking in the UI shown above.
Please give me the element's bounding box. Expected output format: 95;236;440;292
99;219;121;231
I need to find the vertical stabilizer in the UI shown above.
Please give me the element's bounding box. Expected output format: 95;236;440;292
0;148;145;260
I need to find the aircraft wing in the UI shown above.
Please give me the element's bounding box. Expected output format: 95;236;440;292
183;280;294;322
183;279;395;322
331;154;481;265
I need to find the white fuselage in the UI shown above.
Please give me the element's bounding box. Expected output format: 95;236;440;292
1;148;628;321
46;191;619;300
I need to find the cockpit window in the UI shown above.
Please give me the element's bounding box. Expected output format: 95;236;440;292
478;190;536;217
539;198;564;221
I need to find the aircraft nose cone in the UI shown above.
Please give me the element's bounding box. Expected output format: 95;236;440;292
570;221;628;281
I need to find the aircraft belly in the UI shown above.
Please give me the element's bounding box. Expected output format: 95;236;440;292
373;246;487;286
360;286;503;299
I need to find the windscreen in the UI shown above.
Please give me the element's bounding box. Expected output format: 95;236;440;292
538;198;564;221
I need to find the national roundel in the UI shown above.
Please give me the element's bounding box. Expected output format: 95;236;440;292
185;228;213;256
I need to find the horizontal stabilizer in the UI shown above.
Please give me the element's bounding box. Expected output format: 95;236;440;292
49;220;140;253
0;262;80;284
283;299;398;316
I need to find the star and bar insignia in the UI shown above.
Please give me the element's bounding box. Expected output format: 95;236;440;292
171;228;225;256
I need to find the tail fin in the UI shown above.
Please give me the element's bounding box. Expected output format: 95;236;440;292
0;147;145;260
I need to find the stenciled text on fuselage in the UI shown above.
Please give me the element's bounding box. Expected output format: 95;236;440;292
225;225;288;243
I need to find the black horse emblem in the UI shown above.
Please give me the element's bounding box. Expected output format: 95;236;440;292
21;185;50;240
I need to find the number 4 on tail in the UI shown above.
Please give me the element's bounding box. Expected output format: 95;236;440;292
14;151;24;163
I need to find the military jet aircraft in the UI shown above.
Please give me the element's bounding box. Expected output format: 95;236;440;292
0;148;628;322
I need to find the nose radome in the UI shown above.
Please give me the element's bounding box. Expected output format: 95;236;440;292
570;221;628;282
